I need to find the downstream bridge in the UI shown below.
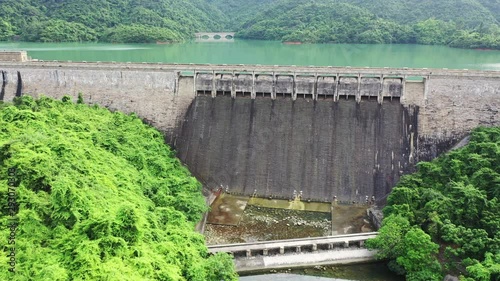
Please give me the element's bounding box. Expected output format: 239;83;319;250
208;232;379;272
1;52;499;203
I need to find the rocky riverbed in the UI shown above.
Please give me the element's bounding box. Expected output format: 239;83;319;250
205;205;331;245
204;194;375;245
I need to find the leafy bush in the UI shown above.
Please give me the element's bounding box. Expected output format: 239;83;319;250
367;127;500;280
0;96;237;281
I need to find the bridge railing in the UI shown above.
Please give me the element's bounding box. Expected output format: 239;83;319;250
208;232;378;257
3;61;500;78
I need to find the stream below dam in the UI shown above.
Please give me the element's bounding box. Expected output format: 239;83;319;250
204;194;403;280
205;194;374;245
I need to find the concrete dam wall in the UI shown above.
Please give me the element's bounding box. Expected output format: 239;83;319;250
0;63;195;142
177;96;416;202
1;60;499;202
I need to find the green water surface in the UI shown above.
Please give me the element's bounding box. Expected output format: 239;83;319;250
1;40;500;70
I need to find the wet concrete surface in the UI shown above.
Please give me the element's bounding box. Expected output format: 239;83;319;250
177;96;416;202
331;204;374;235
240;273;350;281
249;197;331;212
205;205;331;244
207;193;249;226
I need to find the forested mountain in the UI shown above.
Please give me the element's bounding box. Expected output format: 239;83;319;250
1;0;500;47
0;0;226;42
207;0;275;28
229;0;500;48
0;0;500;49
214;0;499;28
478;0;500;22
348;0;497;27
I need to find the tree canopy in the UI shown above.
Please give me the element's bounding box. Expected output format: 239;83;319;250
367;127;500;281
0;0;226;43
1;0;500;48
229;0;500;49
0;96;238;281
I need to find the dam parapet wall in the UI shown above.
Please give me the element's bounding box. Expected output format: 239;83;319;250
0;51;29;62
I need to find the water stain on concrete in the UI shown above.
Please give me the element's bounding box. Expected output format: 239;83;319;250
207;193;249;226
249;197;331;212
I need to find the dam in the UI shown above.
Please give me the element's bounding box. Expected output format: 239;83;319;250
1;54;499;202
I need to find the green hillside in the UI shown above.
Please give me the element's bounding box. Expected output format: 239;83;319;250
347;0;498;27
0;0;227;42
231;0;500;48
208;0;275;29
367;127;500;281
1;0;500;48
214;0;499;28
0;96;237;281
477;0;500;22
236;1;395;43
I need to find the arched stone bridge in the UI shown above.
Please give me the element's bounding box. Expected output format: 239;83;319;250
194;32;235;42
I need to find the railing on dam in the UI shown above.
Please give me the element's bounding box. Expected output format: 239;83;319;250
208;232;378;257
5;60;499;105
193;72;404;103
3;60;500;77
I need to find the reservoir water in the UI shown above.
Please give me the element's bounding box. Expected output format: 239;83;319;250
1;40;500;70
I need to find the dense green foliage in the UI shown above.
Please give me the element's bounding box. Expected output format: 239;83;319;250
367;127;500;281
228;0;500;49
1;0;500;48
0;96;238;281
0;0;226;42
0;0;500;49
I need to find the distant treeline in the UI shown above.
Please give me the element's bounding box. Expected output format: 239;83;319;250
231;0;500;49
0;0;226;43
1;0;500;49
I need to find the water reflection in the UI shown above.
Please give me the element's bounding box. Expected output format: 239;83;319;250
1;40;500;70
